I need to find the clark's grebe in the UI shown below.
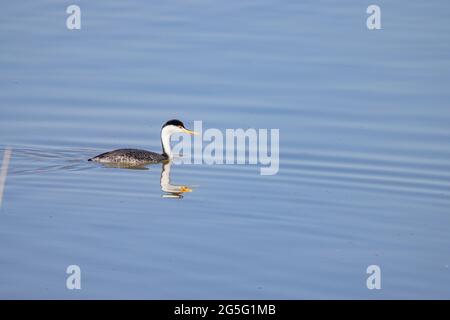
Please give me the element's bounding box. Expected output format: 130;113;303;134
88;119;197;164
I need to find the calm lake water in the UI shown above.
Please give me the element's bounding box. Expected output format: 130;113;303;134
1;1;450;299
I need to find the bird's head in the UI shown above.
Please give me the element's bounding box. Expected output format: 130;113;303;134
162;119;197;136
161;119;197;157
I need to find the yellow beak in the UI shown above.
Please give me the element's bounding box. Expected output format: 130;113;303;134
181;128;198;135
179;186;192;193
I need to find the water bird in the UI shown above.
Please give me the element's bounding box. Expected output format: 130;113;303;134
88;119;197;164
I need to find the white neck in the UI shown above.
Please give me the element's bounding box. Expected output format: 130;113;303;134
161;126;174;158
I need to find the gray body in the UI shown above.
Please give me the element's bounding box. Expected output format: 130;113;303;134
88;148;168;165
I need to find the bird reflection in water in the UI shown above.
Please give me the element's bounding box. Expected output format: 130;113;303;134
160;161;192;199
101;160;193;199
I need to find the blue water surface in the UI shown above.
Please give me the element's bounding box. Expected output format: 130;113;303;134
0;0;449;298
